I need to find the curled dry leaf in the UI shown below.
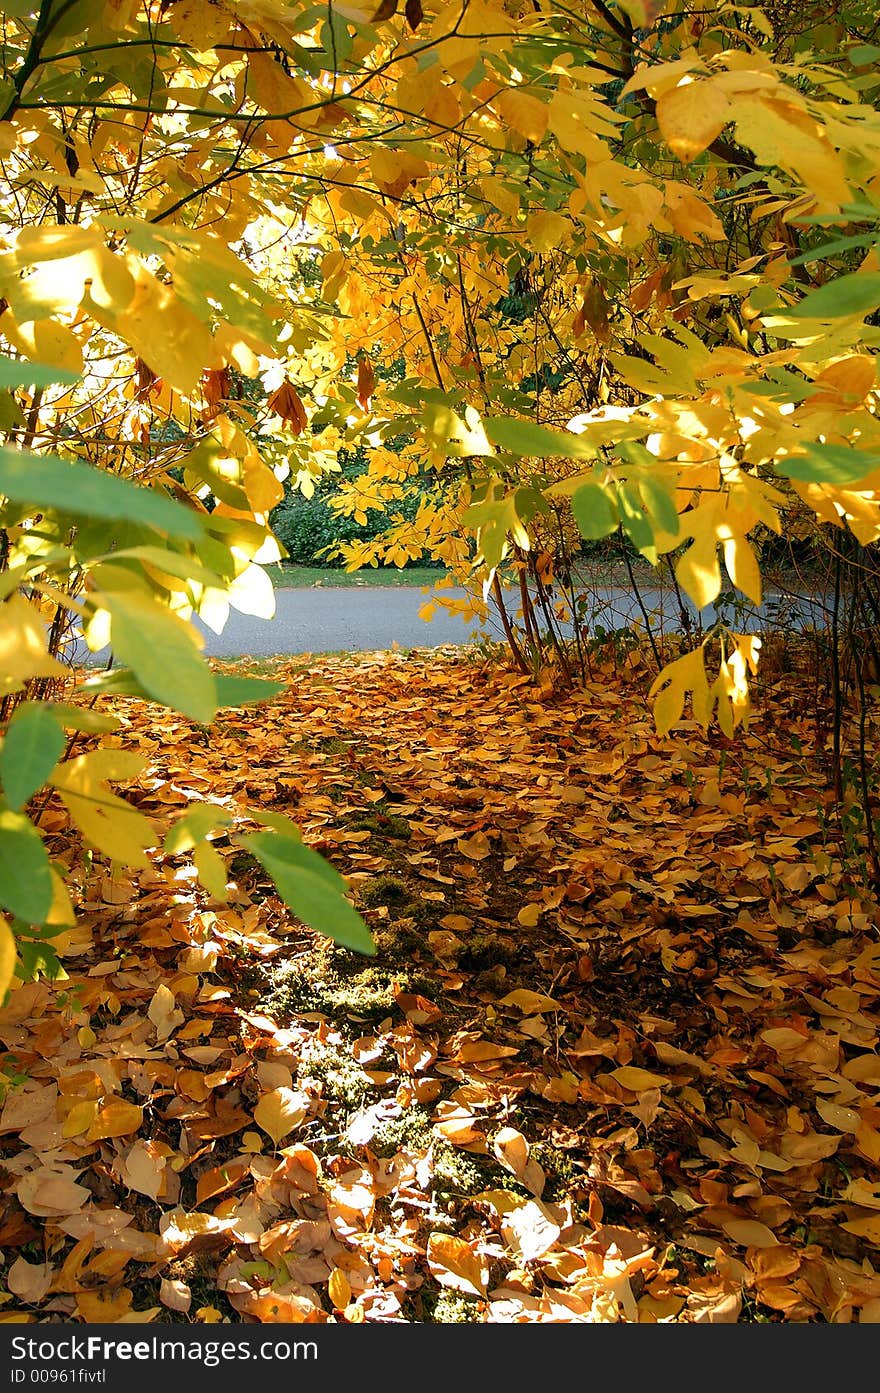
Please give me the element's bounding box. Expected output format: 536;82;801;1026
266;380;308;435
689;1290;743;1323
148;984;184;1040
492;1127;546;1197
158;1209;236;1257
356;357;375;412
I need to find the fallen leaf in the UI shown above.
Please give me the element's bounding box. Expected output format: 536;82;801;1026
721;1218;778;1248
86;1099;144;1142
6;1258;52;1304
328;1269;351;1309
499;989;561;1014
426;1233;488;1297
254;1088;309;1145
609;1066;669;1091
160;1278;192;1313
17;1169;90;1217
148;984;184;1040
492;1127;546;1197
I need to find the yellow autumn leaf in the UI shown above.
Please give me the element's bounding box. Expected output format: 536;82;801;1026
723;534;762;606
227;563;276;620
656;79;731;163
62;1099;99;1139
842;1216;880;1243
493;88;548;145
115;260;212;395
610;1066;669;1091
426;1233;488;1297
721;1218;779;1248
194;840;229;900
492;1126;546;1197
457;831;491;860
649;647;711;738
76;1288;133;1323
148;984;184;1040
0;595;67;693
676;529;722;610
516;903;541;928
328;1269;351;1309
0;916;16;1001
254;1087;309;1145
499;988;561;1013
51;749;155;870
85;1099;144;1142
525;210;569;252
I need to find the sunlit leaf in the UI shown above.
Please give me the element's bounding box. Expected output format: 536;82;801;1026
0;810;53;923
241;832;375;955
0;448;203;538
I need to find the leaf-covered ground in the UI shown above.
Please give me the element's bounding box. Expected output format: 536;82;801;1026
2;645;880;1324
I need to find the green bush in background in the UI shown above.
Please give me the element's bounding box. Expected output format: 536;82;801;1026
270;446;432;568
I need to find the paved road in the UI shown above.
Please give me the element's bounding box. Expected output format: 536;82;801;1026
75;581;833;662
190;582;831;657
193;585;488;656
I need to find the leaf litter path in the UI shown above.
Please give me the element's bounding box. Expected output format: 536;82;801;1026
3;648;880;1323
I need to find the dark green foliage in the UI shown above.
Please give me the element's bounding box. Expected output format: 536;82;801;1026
270;444;433;567
270;488;375;564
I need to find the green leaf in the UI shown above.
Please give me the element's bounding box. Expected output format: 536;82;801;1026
787;273;880;320
775;444;880;485
638;474;680;537
849;43;880;65
100;590;217;724
78;668;149;699
109;545;224;589
571;482;617;540
616;482;656;561
483;418;595;459
241;832;375;955
790;234;880;266
0;447;204;539
214;675;286;707
0;357;79;390
0;706;66;810
194;840;229;900
31;702;120;734
0;810;53;923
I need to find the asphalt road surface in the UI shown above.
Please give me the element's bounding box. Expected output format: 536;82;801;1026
191;582;830;657
75;581;832;662
193;584;488;656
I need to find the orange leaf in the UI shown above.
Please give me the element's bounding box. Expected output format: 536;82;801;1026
426;1233;487;1297
86;1100;143;1142
267;380;308;435
356;357;375;412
